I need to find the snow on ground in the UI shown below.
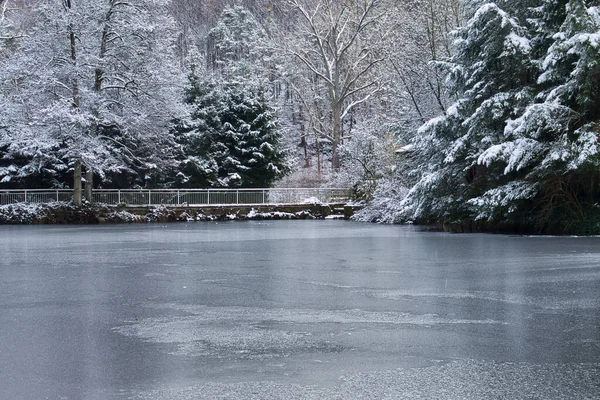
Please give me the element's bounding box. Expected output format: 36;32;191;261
301;197;323;205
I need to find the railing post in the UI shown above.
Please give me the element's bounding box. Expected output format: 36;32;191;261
207;189;210;205
236;190;239;204
118;190;121;205
262;190;266;204
177;190;181;205
148;190;151;206
24;190;27;203
56;190;59;202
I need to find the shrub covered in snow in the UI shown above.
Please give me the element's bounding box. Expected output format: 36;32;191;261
353;180;409;224
0;202;339;224
0;202;98;224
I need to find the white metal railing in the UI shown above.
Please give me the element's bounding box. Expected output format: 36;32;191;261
0;188;351;206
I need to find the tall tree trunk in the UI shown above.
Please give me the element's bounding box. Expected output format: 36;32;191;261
84;168;93;203
331;100;342;170
67;0;79;108
298;104;310;168
73;160;82;206
315;127;322;176
66;0;82;202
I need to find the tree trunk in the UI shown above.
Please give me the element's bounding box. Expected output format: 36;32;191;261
315;127;322;176
85;168;93;203
73;160;82;206
66;0;81;205
298;104;310;168
331;100;342;170
67;0;79;109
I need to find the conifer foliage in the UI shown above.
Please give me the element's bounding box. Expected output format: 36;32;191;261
176;5;288;189
180;75;287;188
399;0;600;233
216;82;287;188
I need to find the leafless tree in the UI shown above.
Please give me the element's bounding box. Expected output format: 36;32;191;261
0;0;31;42
388;0;464;128
280;0;391;170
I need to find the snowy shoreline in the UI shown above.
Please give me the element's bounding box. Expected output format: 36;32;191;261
0;202;354;225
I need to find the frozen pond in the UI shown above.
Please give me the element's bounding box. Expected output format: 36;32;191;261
0;221;599;399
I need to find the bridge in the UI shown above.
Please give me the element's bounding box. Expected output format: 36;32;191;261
0;188;352;206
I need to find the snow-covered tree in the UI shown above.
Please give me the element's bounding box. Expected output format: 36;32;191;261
181;71;288;188
387;0;464;131
474;0;600;231
0;0;13;42
394;0;600;233
207;4;266;75
280;0;390;170
0;0;29;46
400;0;536;225
215;81;288;187
172;60;221;188
0;0;185;204
177;7;288;189
335;117;399;199
355;0;464;219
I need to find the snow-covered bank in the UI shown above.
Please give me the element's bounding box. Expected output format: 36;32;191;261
0;202;357;225
0;202;100;224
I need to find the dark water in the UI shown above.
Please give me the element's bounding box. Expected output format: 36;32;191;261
0;221;599;399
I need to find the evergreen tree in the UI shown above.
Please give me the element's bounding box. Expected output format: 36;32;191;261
216;81;287;188
401;1;535;224
475;0;600;231
398;0;600;233
207;4;266;76
180;72;288;188
173;65;221;188
177;6;288;188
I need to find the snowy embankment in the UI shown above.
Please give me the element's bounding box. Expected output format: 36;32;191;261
0;202;100;224
0;202;348;225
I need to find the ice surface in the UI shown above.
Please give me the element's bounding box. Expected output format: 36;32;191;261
0;221;599;399
131;360;600;399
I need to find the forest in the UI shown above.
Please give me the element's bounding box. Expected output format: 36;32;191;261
1;0;599;234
